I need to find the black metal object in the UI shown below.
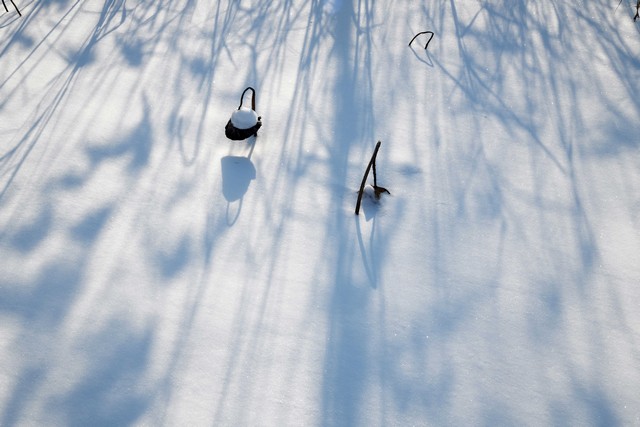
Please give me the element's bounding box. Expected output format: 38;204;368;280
408;31;434;50
225;87;262;141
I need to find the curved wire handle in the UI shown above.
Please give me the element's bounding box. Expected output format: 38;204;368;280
238;87;256;111
408;31;434;50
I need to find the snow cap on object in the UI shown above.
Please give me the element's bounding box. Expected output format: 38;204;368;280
230;108;259;129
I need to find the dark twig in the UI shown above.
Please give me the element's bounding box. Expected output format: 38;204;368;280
11;0;21;16
618;0;640;21
356;141;381;215
356;141;390;215
408;31;434;50
2;0;21;16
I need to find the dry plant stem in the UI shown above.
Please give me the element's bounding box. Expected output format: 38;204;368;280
11;0;20;16
620;0;640;20
408;31;434;50
2;0;21;16
355;141;382;215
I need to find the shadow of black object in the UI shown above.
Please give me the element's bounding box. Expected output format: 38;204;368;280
221;155;255;201
221;146;256;225
410;44;434;67
359;188;382;221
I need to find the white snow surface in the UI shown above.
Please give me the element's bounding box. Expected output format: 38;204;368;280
230;108;259;130
1;1;640;425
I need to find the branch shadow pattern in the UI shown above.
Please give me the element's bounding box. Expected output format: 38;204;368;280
0;0;232;425
414;0;640;424
1;0;639;426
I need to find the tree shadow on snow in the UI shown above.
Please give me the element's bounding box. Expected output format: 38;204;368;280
0;1;179;424
417;1;639;424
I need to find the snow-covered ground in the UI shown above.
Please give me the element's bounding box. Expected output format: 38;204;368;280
1;0;640;425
